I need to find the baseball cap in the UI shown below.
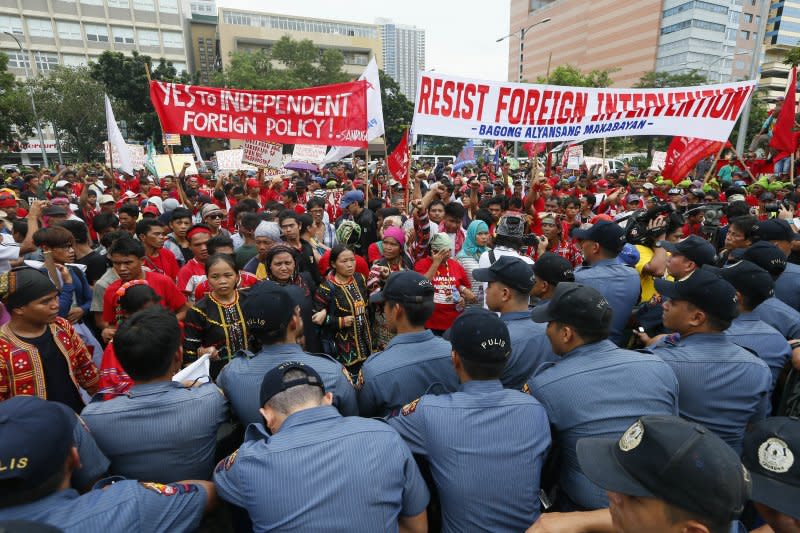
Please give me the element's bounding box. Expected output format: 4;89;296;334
531;281;612;333
643;182;655;190
495;214;525;238
533;252;575;285
200;203;223;219
445;308;511;364
742;417;800;519
540;214;557;225
668;188;682;195
0;396;74;492
0;190;16;209
42;205;67;217
472;255;535;294
246;178;259;189
259;361;325;407
142;205;160;217
369;271;434;304
572;220;626;254
660;235;716;267
755;219;796;242
340;190;364;209
737;241;788;279
596;179;609;187
577;416;750;524
241;282;297;336
704;261;774;305
99;194;115;205
654;267;739;321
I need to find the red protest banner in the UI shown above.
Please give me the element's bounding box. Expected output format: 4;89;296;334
149;80;368;147
387;129;410;186
661;136;727;184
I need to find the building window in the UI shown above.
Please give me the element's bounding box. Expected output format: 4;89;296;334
81;0;103;5
137;29;159;46
62;54;87;67
35;52;59;71
85;24;109;42
107;0;129;7
726;28;738;40
133;0;155;10
0;15;23;35
159;0;178;14
744;13;753;23
661;20;691;34
741;30;750;39
172;61;186;72
26;18;53;38
57;21;82;40
161;31;182;48
4;51;30;69
112;26;134;44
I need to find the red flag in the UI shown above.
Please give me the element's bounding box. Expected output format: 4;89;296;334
661;136;728;184
523;142;545;157
769;67;798;161
388;129;410;187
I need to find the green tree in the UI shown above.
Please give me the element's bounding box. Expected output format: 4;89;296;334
536;64;617;87
0;53;34;149
213;36;350;90
784;47;800;68
29;66;105;161
378;69;413;150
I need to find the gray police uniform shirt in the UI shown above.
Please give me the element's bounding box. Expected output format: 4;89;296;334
81;381;228;483
725;313;792;390
753;295;800;340
527;339;679;510
574;259;640;345
0;478;206;533
217;344;358;425
651;332;772;454
775;262;800;312
214;405;429;532
357;330;458;418
499;311;558;388
388;379;551;532
69;410;110;491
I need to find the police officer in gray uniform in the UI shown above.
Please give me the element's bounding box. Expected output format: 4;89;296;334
526;282;679;511
473;255;557;387
81;306;228;483
217;281;357;425
651;267;772;454
388;308;551;532
358;271;458;418
0;396;215;532
214;361;429;532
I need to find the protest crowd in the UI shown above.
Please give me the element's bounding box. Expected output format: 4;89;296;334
0;142;798;533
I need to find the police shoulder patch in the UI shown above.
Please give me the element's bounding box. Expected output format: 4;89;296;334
521;383;531;395
214;449;239;473
355;369;364;391
140;482;197;496
401;398;420;416
342;366;355;387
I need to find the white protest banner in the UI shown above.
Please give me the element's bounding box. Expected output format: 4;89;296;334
650;151;667;170
104;142;146;170
215;149;244;171
563;145;583;169
567;156;582;170
292;144;327;164
411;72;756;144
153;154;198;176
243;140;283;168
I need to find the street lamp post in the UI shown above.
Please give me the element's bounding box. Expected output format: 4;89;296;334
4;31;48;167
736;0;770;155
497;17;551;158
684;50;749;83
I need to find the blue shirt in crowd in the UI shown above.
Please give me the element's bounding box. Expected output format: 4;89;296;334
752;296;800;340
499;311;558;388
776;262;800;312
725;313;792;390
574;259;640;345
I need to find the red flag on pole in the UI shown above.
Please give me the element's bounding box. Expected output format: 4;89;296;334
387;129;410;187
661;136;729;184
523;142;546;157
769;66;798;162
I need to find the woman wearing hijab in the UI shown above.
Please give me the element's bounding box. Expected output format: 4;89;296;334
367;225;414;350
456;220;490;309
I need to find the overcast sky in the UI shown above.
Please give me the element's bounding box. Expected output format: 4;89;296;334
216;0;511;81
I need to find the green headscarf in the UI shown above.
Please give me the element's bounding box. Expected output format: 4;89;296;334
457;220;489;260
429;233;452;252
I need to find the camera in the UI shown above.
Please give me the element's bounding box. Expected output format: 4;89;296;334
765;199;792;213
624;202;674;246
522;233;540;247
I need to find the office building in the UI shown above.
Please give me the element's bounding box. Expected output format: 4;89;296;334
760;1;800;100
377;18;425;101
217;8;382;77
187;0;217;84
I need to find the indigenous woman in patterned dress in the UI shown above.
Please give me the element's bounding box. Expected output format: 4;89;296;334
367;226;413;350
183;254;250;380
313;244;372;375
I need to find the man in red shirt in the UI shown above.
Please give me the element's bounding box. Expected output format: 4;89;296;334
101;236;187;340
135;218;179;279
177;225;212;300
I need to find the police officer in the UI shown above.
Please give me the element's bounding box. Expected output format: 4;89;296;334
651;267;772;453
473;256;557;388
661;235;717;280
711;260;792;390
214;361;429;531
741;241;800;340
742;417;800;532
572;221;640;345
81;306;228;483
755;218;800;312
388;308;551;531
358;271;458;418
531;252;575;308
217;281;357;425
0;396;215;532
526;282;679;511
